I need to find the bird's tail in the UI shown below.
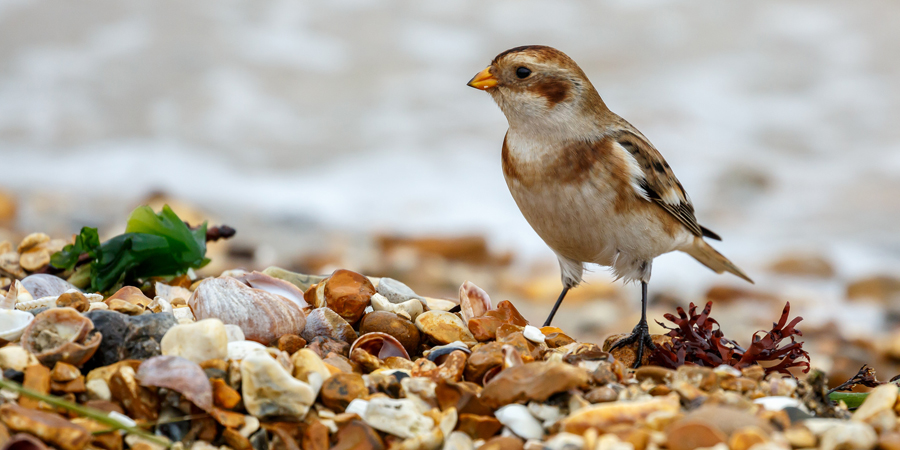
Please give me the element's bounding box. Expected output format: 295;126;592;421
683;237;753;283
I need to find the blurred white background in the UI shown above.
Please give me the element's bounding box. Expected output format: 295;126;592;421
1;0;899;307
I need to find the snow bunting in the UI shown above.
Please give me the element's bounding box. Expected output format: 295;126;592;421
468;45;752;366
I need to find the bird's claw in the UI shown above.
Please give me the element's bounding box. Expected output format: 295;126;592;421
609;320;656;368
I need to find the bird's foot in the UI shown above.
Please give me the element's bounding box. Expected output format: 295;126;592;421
609;320;656;368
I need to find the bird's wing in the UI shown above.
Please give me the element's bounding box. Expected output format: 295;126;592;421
612;129;720;240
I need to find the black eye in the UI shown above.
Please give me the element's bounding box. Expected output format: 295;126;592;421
516;67;531;79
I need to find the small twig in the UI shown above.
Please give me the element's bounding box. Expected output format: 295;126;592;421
0;377;170;448
826;364;882;395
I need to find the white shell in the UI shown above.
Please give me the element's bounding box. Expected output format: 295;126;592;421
15;296;57;311
0;309;35;342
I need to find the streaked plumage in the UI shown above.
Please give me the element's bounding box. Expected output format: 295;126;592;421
468;45;752;366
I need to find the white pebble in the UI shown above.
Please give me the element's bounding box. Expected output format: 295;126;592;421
523;325;545;343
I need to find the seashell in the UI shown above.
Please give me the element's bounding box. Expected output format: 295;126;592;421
153;282;192;303
370;293;423;321
415;311;476;346
0;309;35;342
20;274;77;299
350;332;410;360
261;266;326;292
17;232;50;253
15;296;57;311
1;280;25;309
324;269;375;325
301;308;357;344
459;281;491;323
358;311;420;355
106;286;152;307
234;271;309;310
136;355;213;412
20;307;101;367
376;277;421;304
147;297;173;314
425;341;471;362
19;248;50;272
188;276;307;344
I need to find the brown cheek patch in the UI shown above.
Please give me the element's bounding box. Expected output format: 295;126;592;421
533;79;570;107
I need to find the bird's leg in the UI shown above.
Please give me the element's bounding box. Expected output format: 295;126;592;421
542;286;570;327
609;281;656;368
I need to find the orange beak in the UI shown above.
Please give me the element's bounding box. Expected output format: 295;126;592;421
467;66;498;90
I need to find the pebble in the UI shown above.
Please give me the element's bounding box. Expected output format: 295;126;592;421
819;421;877;450
320;373;367;412
376;277;420;304
522;325;545;344
495;404;544;440
0;403;91;450
360;397;435;439
0;345;35;371
481;361;590;408
160;319;229;364
370;293;423;321
240;350;315;418
415;310;476;345
291;348;331;395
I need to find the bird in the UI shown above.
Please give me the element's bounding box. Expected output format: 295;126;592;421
467;45;752;367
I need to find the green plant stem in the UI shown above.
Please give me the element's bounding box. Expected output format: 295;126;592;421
0;377;170;448
828;391;869;409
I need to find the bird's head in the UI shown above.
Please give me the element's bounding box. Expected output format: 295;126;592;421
468;45;607;139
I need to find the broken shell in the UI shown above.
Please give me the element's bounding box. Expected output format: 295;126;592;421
15;296;57;311
324;269;376;325
106;286;152;307
261;266;325;292
20;307;102;367
301;308;358;344
153;282;192;304
1;280;29;309
350;332;411;360
136;355;213;412
415;311;476;345
0;309;34;341
370;293;423;321
188;276;307;344
358;311;420;354
234;271;309;310
375;277;420;304
20;274;77;300
459;281;492;323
